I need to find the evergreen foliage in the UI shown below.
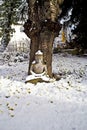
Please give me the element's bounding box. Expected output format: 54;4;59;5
0;0;27;52
59;0;87;49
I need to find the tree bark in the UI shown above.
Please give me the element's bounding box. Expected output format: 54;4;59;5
24;0;62;77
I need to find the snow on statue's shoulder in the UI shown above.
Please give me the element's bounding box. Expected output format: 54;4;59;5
32;60;36;64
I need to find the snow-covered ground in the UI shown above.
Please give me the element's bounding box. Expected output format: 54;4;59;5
0;25;87;130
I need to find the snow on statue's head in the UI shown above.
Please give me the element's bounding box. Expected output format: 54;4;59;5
35;50;43;63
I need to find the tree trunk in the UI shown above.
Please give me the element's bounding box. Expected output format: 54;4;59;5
39;29;55;77
28;33;40;74
24;0;62;77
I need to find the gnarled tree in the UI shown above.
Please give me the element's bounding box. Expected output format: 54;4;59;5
24;0;63;77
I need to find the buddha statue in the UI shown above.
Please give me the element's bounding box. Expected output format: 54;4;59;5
30;50;47;76
25;50;56;83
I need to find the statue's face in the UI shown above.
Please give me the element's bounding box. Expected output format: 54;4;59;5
35;55;43;63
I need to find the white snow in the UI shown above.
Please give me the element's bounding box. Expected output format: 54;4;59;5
0;25;87;130
6;24;30;53
35;50;43;55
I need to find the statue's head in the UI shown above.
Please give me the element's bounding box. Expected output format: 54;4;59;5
35;50;43;63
